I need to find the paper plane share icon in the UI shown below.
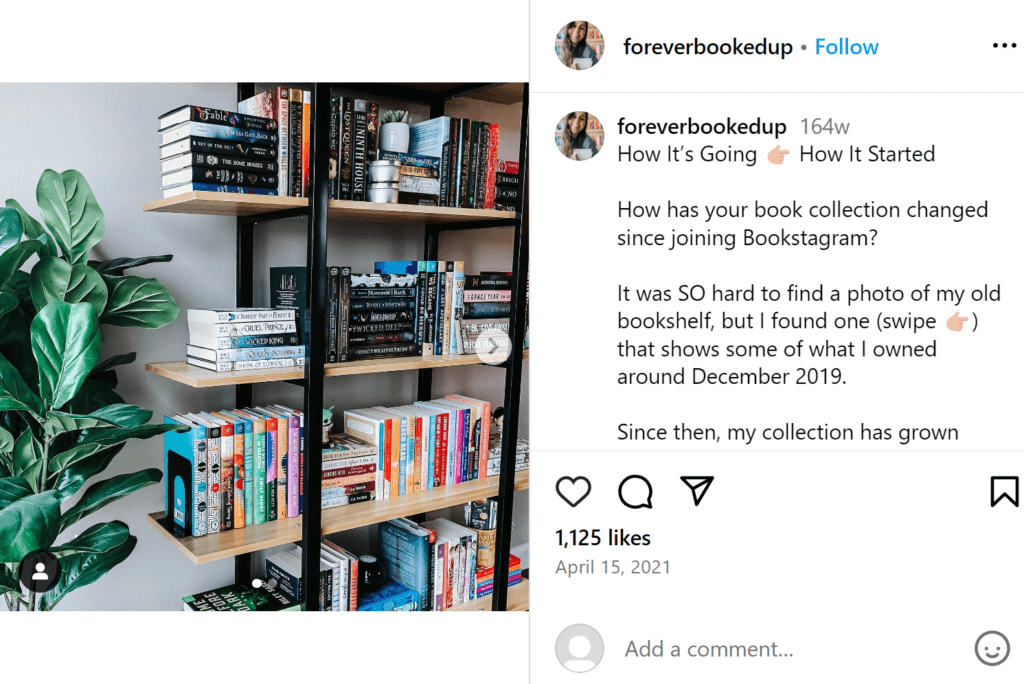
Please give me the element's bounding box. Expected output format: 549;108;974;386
680;476;714;506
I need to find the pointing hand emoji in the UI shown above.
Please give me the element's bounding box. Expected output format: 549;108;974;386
946;312;969;331
767;145;790;165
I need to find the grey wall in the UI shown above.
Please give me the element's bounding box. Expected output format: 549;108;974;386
0;83;528;610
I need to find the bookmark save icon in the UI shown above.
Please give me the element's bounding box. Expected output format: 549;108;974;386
681;476;714;506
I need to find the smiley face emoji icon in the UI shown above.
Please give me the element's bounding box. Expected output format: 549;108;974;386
975;631;1010;666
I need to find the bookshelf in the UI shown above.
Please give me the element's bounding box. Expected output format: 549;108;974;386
147;471;529;565
144;82;529;611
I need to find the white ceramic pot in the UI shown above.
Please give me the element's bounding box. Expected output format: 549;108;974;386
380;122;410;153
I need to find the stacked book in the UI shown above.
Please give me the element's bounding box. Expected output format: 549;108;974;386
343;394;491;500
487;437;529;477
460;272;513;355
409;117;500;208
186;308;302;372
159;105;280;199
321;433;378;509
475;554;522;600
349;272;419;359
376;151;442;206
374;260;463;357
183;582;299;611
238;88;312;198
494;159;521;211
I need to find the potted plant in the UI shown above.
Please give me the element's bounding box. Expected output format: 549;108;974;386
380;110;411;153
0;169;185;611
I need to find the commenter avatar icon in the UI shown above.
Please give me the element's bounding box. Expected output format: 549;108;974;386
556;624;605;673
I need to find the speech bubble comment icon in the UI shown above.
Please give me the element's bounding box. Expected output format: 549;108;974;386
618;475;653;509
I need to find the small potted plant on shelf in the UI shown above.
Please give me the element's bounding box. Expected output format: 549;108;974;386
380;110;411;153
323;406;334;444
0;170;185;611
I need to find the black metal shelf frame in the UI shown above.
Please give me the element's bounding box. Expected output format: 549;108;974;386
232;82;529;611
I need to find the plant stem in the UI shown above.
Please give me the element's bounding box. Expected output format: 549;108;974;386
27;590;36;611
39;437;50;493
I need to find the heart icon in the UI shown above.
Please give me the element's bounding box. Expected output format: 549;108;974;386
556;476;592;508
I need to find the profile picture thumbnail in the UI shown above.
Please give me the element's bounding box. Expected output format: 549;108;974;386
555;21;604;70
555;111;604;161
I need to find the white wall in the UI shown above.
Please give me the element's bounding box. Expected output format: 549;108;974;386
0;83;527;610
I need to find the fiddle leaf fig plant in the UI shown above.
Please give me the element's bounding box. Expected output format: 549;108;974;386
0;169;186;611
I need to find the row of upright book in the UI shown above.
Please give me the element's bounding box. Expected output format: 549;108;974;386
164;393;494;538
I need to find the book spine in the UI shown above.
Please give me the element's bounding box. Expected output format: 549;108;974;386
340;97;353;200
463;290;512;303
389;419;400;499
439;413;450;486
302;91;311;196
434;263;446;355
348;343;417;359
497;159;519;175
467;122;479;208
298;416;305;512
194;334;301;349
348;556;359;610
365;102;380;163
352;100;368;201
422;263;438;357
289;93;303;197
338;267;351;363
496;171;519;186
253;424;267;525
232;424;245;529
174;183;277;196
495;185;520;202
413;416;423;492
162;137;276;160
186;152;277;174
415;263;427;354
349;332;415;345
276;88;290;196
450;264;465;354
220;428;234;531
462;409;472;482
288;416;300;517
485;123;500;209
168;122;277;146
329;96;340;200
192;426;208;536
442;264;453;356
350;298;415;312
464;302;512;318
166;168;277;189
350;288;416;299
206;426;221;533
176;106;277;131
475;124;490;208
327;266;340;364
321;462;376;478
265;421;278;522
448;119;460;208
458;119;471;208
320;491;374;509
350;273;417;288
376;151;441;168
349;311;415;324
241;424;254;525
349;322;413;334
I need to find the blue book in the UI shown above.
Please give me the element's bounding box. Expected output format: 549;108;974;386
374;260;418;275
357;578;419;611
377;519;431;611
164;183;278;198
162;121;278;146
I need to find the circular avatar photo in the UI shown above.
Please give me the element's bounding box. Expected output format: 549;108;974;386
555;624;605;673
556;21;604;70
555;111;604;161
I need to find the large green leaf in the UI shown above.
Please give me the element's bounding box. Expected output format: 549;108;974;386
0;240;42;293
49;422;186;476
35;169;105;264
59;470;162;532
0;490;61;562
65;377;123;416
89;254;173;276
5;199;58;259
90;352;136;375
0;350;43;419
0;562;19;596
0;208;24;254
0;476;33;510
31;301;102;411
43;403;151;440
0;425;14;454
30;258;108;314
52;443;125;502
0;293;19;321
100;275;178;329
51;520;129;555
12;429;45;487
40;532;136;610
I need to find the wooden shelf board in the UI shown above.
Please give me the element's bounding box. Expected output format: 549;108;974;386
147;470;529;565
146;354;494;388
143;193;516;224
450;579;529;612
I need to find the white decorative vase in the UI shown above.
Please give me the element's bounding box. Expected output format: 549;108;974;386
380;122;410;153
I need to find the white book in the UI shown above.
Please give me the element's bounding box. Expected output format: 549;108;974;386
320;545;347;612
187;308;295;324
428;519;478;603
186;345;305;363
185;414;221;533
188;320;298;338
